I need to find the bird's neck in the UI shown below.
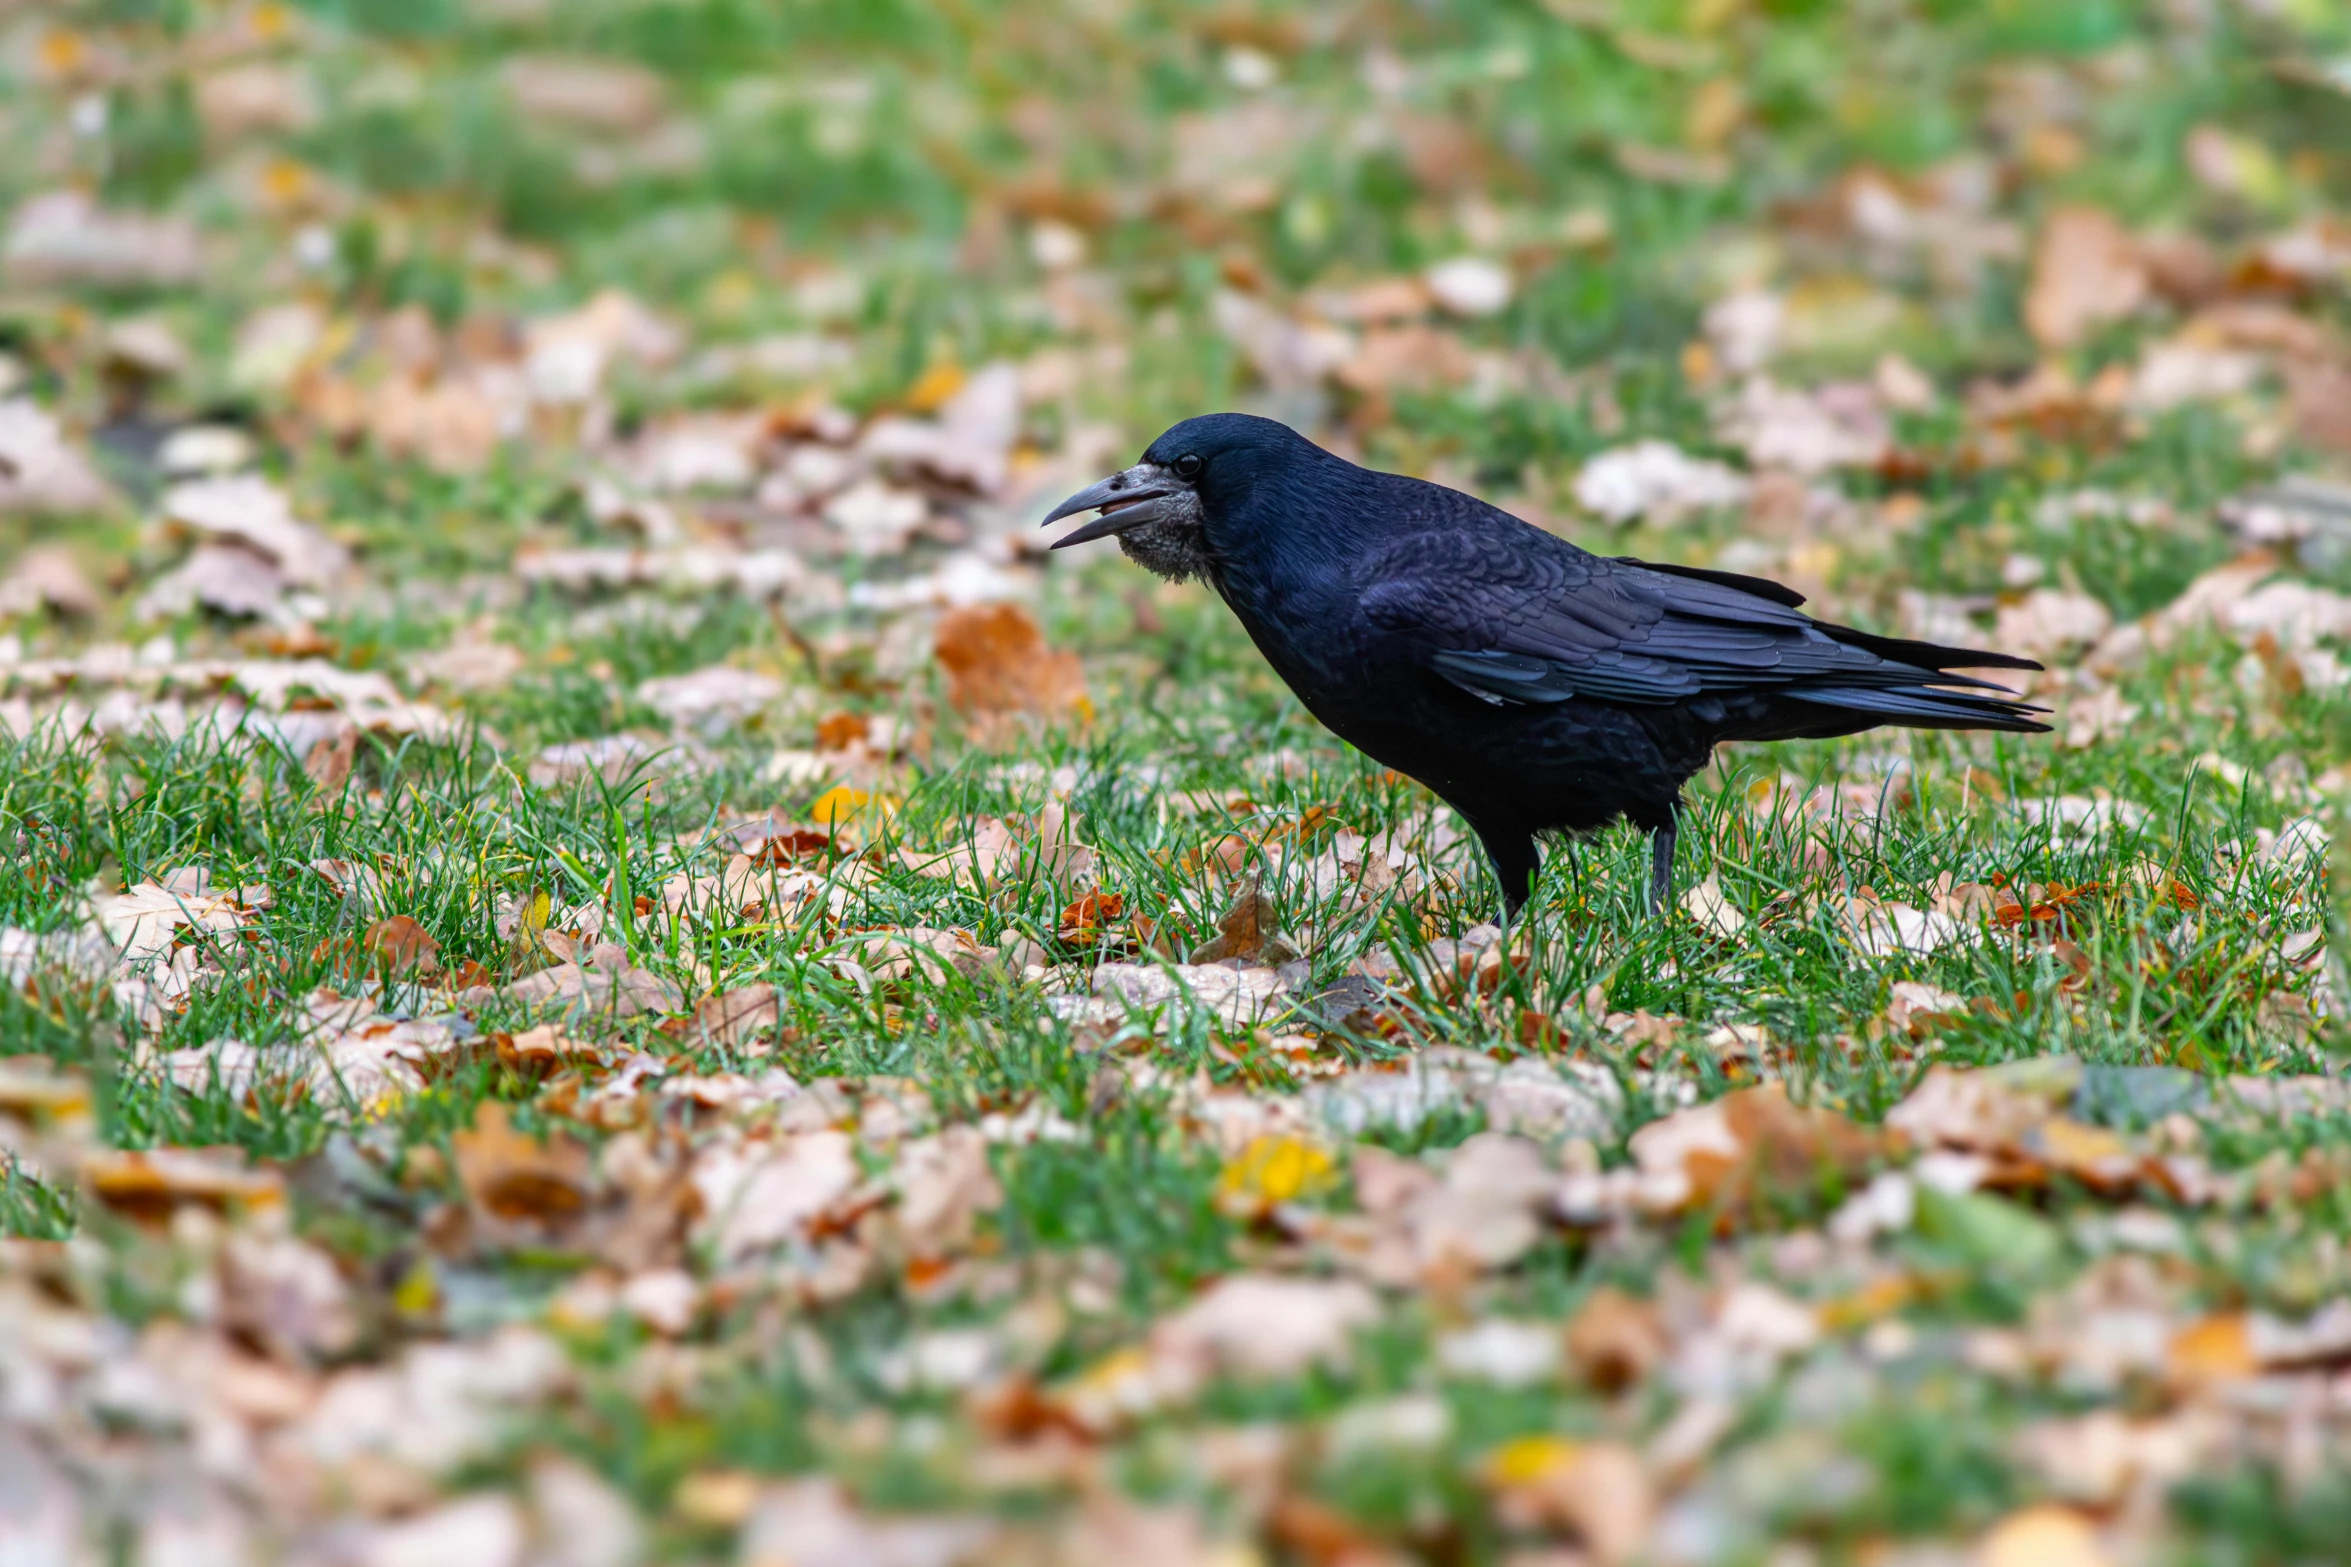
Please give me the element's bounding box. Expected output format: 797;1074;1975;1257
1202;463;1377;614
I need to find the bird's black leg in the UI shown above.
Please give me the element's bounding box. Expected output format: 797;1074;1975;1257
1649;816;1677;918
1474;825;1539;927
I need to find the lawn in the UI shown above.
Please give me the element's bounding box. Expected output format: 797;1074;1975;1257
3;1;2351;1562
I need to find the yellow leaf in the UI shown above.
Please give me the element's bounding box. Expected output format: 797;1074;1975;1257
1483;1434;1581;1488
808;785;898;833
515;887;552;949
38;30;85;76
1069;1344;1152;1392
261;159;314;207
1215;1134;1336;1215
673;1470;761;1528
2035;1116;2132;1174
391;1258;439;1317
2169;1313;2255;1382
1685;78;1744;150
1818;1273;1916;1332
904;362;966;413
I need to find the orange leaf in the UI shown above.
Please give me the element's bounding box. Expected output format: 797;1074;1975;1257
934;603;1088;728
903;362;966;413
451;1100;590;1225
2169;1313;2256;1383
1056;890;1125;945
364;915;440;976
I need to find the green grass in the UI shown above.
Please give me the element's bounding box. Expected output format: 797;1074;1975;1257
9;0;2351;1557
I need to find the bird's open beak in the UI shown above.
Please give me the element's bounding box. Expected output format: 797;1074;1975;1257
1041;462;1180;548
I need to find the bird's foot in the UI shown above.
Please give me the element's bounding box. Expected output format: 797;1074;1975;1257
1648;821;1677;918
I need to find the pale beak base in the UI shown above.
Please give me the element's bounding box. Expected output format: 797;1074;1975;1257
1041;462;1182;549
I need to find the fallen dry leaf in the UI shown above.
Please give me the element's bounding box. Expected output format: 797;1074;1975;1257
82;1147;284;1221
1187;879;1297;964
2025;206;2148;350
934;602;1089;733
1566;1286;1668;1394
4;190;201;289
0;545;99;618
1977;1504;2114;1567
364;916;440;977
451;1100;592;1235
500;54;668;133
1215;1133;1338;1218
1680;877;1747;937
497;1023;609;1075
1573;440;1750;525
1483;1437;1655;1564
1629;1083;1890;1219
1151;1273;1379;1382
2167;1313;2256;1384
96;875;261;965
679;985;782;1050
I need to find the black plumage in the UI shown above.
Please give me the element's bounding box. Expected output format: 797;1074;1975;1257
1044;414;2046;918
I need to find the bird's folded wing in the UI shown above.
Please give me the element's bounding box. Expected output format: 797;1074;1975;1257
1357;534;1995;709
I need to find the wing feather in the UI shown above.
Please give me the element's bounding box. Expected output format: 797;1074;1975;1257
1362;531;2044;729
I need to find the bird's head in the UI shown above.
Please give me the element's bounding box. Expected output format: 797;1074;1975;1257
1041;413;1318;582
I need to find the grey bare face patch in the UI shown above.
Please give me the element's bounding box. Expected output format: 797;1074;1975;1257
1114;487;1210;582
1040;461;1212;582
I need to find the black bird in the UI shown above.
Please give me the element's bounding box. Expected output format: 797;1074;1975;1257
1043;414;2046;920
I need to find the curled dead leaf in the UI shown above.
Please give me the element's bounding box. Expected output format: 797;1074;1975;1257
1566;1285;1667;1394
1056;891;1125;947
83;1147;284;1221
452;1100;592;1233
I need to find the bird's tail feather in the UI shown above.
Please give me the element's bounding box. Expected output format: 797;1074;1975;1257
1790;683;2049;732
1815;621;2045;674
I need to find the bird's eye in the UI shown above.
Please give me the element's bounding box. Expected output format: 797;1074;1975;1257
1175;453;1203;480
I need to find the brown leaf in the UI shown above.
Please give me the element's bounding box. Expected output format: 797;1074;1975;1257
2288;360;2351;454
934;603;1089;731
1566;1286;1667;1394
219;1233;358;1363
452;1100;591;1229
496;1023;609;1076
367;375;503;474
83;1147;284;1222
0;545;99;618
1267;1494;1386;1563
1630;1083;1890;1218
364;915;439;976
814;711;877;752
681;985;782;1050
892;1125;1003;1260
304;728;357;792
1484;1437;1656;1564
1187;879;1296;965
1886;980;1966;1038
2025;206;2148;350
1333;322;1474;396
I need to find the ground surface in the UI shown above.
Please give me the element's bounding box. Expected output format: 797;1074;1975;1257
4;2;2351;1564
